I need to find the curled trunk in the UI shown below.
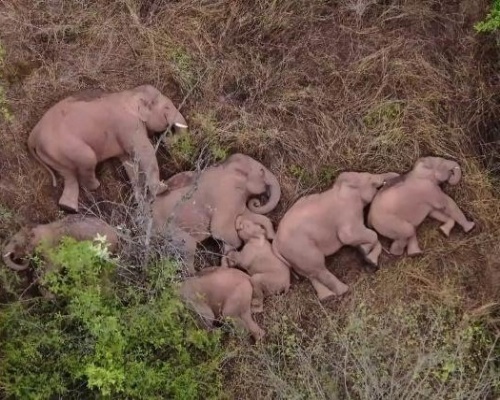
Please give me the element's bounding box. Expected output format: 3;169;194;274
445;161;462;185
2;241;30;271
247;167;281;214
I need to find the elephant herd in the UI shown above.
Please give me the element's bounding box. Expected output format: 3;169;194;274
2;85;476;341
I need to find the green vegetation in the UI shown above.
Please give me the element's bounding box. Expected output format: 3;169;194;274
0;238;224;399
475;0;500;33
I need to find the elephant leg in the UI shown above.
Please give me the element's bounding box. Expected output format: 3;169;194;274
440;194;475;233
239;310;265;341
375;215;416;256
75;146;100;190
250;274;266;313
338;226;381;266
176;230;198;275
58;170;80;212
223;281;265;340
429;210;455;237
120;155;142;202
389;239;408;256
310;278;336;301
189;300;216;330
406;235;422;256
132;138;168;196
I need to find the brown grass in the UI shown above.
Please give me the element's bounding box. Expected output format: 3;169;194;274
1;0;499;398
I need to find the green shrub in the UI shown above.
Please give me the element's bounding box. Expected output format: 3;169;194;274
0;237;224;399
475;0;500;33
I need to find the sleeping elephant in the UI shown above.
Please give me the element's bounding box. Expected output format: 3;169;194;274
28;85;188;212
367;156;475;256
2;215;119;271
179;266;265;341
272;171;399;301
224;217;290;313
152;153;281;273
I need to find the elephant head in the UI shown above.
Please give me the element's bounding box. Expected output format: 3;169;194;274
235;216;275;241
134;85;188;134
2;227;33;271
413;156;462;185
336;171;400;204
225;154;281;214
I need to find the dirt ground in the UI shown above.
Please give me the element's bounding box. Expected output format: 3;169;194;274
1;0;499;398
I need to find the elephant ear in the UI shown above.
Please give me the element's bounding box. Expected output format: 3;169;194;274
138;97;154;123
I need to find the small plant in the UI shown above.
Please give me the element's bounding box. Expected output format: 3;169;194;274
0;238;224;399
475;0;500;33
167;45;196;92
170;131;197;162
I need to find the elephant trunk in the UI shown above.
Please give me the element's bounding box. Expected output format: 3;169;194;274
2;241;30;271
247;167;281;214
445;161;462;185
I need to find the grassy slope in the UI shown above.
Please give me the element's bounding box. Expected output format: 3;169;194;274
0;0;499;399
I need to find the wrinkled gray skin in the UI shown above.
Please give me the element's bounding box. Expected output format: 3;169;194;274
224;217;290;313
367;156;475;256
272;171;399;301
28;84;188;212
179;266;265;341
2;215;119;271
152;154;281;273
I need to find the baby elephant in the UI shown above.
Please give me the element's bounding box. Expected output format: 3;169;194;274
28;84;188;212
368;156;475;256
179;267;265;341
224;217;290;313
2;215;119;271
272;171;399;301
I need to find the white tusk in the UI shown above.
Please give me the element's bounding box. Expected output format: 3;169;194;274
4;252;12;257
174;123;188;129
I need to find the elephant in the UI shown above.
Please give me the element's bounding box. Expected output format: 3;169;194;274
367;156;475;256
2;215;119;298
224;217;290;313
28;84;188;212
152;153;281;273
272;171;399;301
2;215;119;271
179;266;265;341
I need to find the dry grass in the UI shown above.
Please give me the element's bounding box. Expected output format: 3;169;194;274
1;0;499;398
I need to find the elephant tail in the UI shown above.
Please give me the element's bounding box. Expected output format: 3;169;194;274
271;238;291;268
28;134;57;187
272;239;302;281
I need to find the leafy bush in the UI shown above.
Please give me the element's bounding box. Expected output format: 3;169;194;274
475;0;500;33
0;237;224;399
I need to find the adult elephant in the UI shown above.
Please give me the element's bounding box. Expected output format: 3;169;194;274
152;153;281;273
28;84;188;212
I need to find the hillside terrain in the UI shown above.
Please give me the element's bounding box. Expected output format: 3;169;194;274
0;1;499;399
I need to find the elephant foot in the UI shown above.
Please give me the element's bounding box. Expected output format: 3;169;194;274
58;200;78;213
84;178;101;191
463;221;475;233
252;328;266;342
389;241;405;256
439;224;451;237
334;282;349;297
